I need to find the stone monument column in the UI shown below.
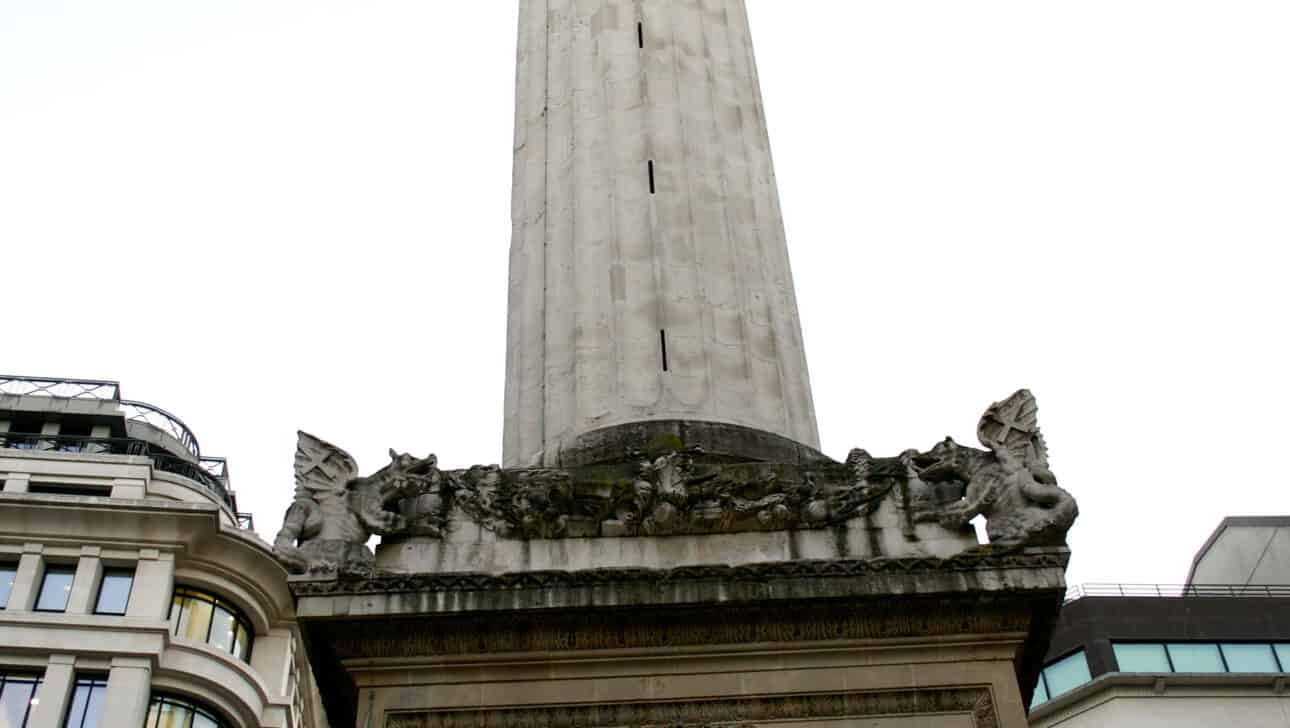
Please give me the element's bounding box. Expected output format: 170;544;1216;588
504;0;819;467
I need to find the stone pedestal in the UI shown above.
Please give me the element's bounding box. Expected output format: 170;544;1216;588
292;536;1067;728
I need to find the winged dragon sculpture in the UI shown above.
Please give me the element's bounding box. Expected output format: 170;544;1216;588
273;431;439;574
912;390;1078;548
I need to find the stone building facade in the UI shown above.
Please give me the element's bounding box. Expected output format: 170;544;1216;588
0;376;325;728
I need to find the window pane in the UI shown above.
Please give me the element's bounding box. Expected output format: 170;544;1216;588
1043;651;1092;698
94;572;133;615
154;702;192;728
208;607;236;653
35;567;75;612
175;598;214;643
1167;643;1225;672
0;677;39;728
62;679;107;728
0;566;15;609
192;714;219;728
80;682;105;728
168;595;183;633
1221;643;1279;673
233;623;251;662
1113;643;1171;672
1275;644;1290;672
1030;674;1049;709
65;684;91;728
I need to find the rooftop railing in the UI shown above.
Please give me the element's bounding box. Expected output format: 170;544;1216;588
1;375;201;457
0;433;235;512
0;375;121;400
1066;583;1290;602
120;400;201;457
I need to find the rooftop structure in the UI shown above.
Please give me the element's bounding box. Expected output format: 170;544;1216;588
1028;520;1290;727
1188;515;1290;586
0;375;243;523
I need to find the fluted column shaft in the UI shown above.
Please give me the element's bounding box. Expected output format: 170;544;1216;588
504;0;818;467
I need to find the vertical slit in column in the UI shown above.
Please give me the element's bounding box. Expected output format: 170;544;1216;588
637;22;644;48
660;330;669;371
648;160;656;194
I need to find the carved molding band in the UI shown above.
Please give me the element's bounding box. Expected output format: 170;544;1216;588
325;597;1036;660
292;549;1071;597
385;687;998;728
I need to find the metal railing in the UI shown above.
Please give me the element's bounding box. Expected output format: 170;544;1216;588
0;375;201;457
0;433;149;456
120;400;201;457
0;375;121;400
1066;583;1290;602
149;452;234;510
199;457;228;482
1;434;234;511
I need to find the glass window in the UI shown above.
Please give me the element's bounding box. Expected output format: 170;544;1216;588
1167;643;1225;672
1042;650;1092;699
1029;673;1049;709
1221;643;1279;673
93;570;133;615
1275;644;1290;672
1;564;15;609
0;673;43;728
34;566;76;612
62;676;107;728
168;588;253;662
1113;643;1171;672
145;695;229;728
208;607;236;653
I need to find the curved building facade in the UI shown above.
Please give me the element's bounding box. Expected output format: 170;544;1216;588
0;376;325;728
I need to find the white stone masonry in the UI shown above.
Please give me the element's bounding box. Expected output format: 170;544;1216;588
504;0;819;466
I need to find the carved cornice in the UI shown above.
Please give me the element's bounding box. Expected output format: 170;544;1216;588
385;687;998;728
291;548;1070;597
318;591;1041;660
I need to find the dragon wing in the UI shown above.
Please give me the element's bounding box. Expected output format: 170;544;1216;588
295;430;359;493
977;389;1050;471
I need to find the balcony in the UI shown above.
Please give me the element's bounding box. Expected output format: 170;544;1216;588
0;432;237;512
1;376;240;516
1;375;202;457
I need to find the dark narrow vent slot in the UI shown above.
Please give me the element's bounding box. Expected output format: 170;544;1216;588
660;330;669;371
637;22;644;48
648;160;656;194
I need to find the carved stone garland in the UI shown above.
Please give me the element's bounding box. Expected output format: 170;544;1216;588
274;390;1078;575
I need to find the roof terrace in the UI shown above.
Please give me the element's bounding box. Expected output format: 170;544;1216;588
0;374;243;518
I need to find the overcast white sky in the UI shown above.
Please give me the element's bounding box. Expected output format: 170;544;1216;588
3;1;1287;587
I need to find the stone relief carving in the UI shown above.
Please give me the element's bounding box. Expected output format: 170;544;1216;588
274;391;1077;566
273;431;439;574
911;390;1079;548
384;687;997;728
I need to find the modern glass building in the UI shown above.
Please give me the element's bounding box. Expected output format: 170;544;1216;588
1029;517;1290;726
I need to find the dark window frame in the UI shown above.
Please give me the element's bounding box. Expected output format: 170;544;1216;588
92;568;134;616
1031;648;1092;709
33;564;77;613
0;563;17;610
0;671;44;728
168;587;254;663
61;675;107;728
145;694;231;728
1108;640;1290;675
